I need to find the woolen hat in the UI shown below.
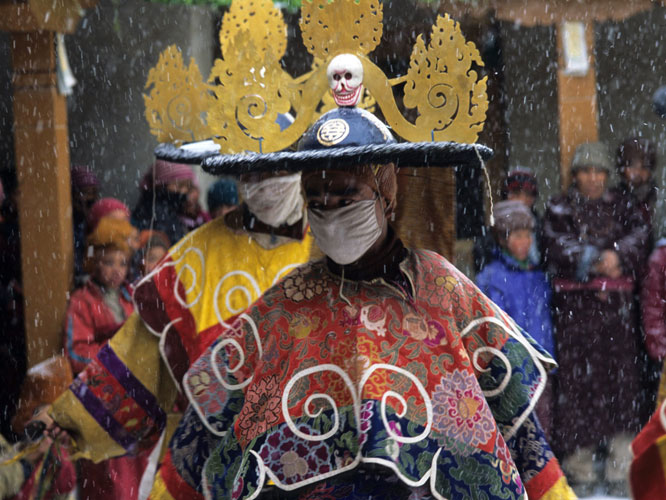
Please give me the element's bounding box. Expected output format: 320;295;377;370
87;197;130;233
571;142;613;172
86;217;137;255
207;178;239;212
153;159;195;186
493;200;535;239
504;167;538;197
71;164;99;189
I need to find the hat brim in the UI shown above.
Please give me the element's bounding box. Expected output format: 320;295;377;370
154;142;220;165
155;141;494;175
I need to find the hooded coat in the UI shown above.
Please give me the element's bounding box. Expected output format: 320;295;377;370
542;186;649;457
476;251;554;357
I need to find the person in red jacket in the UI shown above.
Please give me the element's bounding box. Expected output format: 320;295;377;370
63;216;148;500
64;217;136;374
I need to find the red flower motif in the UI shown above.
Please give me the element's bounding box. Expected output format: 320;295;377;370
237;374;282;444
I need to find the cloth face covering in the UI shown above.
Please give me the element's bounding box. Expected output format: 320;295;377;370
308;198;383;265
241;173;303;227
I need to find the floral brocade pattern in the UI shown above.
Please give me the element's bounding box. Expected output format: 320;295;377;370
236;375;282;445
432;369;496;449
172;249;562;499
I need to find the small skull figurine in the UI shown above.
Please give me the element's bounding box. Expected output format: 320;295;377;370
326;54;364;107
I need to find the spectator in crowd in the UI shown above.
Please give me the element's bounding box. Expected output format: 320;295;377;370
65;217;137;373
474;167;542;273
134;229;170;278
132;159;195;244
0;170;25;443
543;141;649;496
614;138;662;421
613;137;657;231
70;165;100;281
476;200;555;439
87;197;131;234
63;216;146;500
180;182;211;232
206;178;238;219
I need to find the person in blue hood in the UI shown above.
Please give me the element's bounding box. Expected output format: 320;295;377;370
476;199;555;439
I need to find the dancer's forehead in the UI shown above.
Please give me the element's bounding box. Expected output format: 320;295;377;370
238;170;292;183
303;169;376;199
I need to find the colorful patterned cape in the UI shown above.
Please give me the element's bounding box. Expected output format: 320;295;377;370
50;217;313;463
156;250;575;500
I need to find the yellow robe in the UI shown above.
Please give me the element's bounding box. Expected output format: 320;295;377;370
50;217;313;463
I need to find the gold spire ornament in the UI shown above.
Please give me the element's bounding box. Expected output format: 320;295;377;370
143;45;212;144
300;0;384;61
400;14;488;143
144;0;488;152
218;0;287;60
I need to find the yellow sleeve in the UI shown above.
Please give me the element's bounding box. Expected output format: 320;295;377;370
50;313;178;462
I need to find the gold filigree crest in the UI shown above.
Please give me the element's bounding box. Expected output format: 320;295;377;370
143;45;212;144
143;0;488;151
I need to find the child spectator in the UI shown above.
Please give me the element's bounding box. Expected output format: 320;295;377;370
180;183;211;232
63;217;148;500
207;178;239;219
475;200;555;439
65;217;136;373
134;229;170;278
474;167;542;273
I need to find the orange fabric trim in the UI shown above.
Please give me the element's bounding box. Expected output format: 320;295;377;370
525;457;564;499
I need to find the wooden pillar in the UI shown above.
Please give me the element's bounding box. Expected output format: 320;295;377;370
11;31;73;367
556;21;599;189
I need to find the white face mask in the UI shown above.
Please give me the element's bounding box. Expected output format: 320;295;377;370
308;198;383;265
240;173;304;227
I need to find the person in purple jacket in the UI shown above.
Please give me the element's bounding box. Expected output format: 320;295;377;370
476;200;555;439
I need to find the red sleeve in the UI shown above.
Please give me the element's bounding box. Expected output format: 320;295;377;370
64;291;99;374
642;247;666;361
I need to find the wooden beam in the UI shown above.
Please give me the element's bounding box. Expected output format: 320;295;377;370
11;31;74;367
556;21;599;190
0;0;88;34
438;0;662;27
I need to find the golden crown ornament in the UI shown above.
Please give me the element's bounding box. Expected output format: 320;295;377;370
144;0;489;155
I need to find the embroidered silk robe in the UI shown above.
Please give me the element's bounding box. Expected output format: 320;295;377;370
157;249;574;500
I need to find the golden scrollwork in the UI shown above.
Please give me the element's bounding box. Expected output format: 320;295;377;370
402;14;488;143
143;45;212;144
219;0;287;60
144;0;488;150
300;0;384;61
207;33;294;153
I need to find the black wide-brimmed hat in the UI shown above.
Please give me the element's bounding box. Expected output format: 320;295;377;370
155;107;493;175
